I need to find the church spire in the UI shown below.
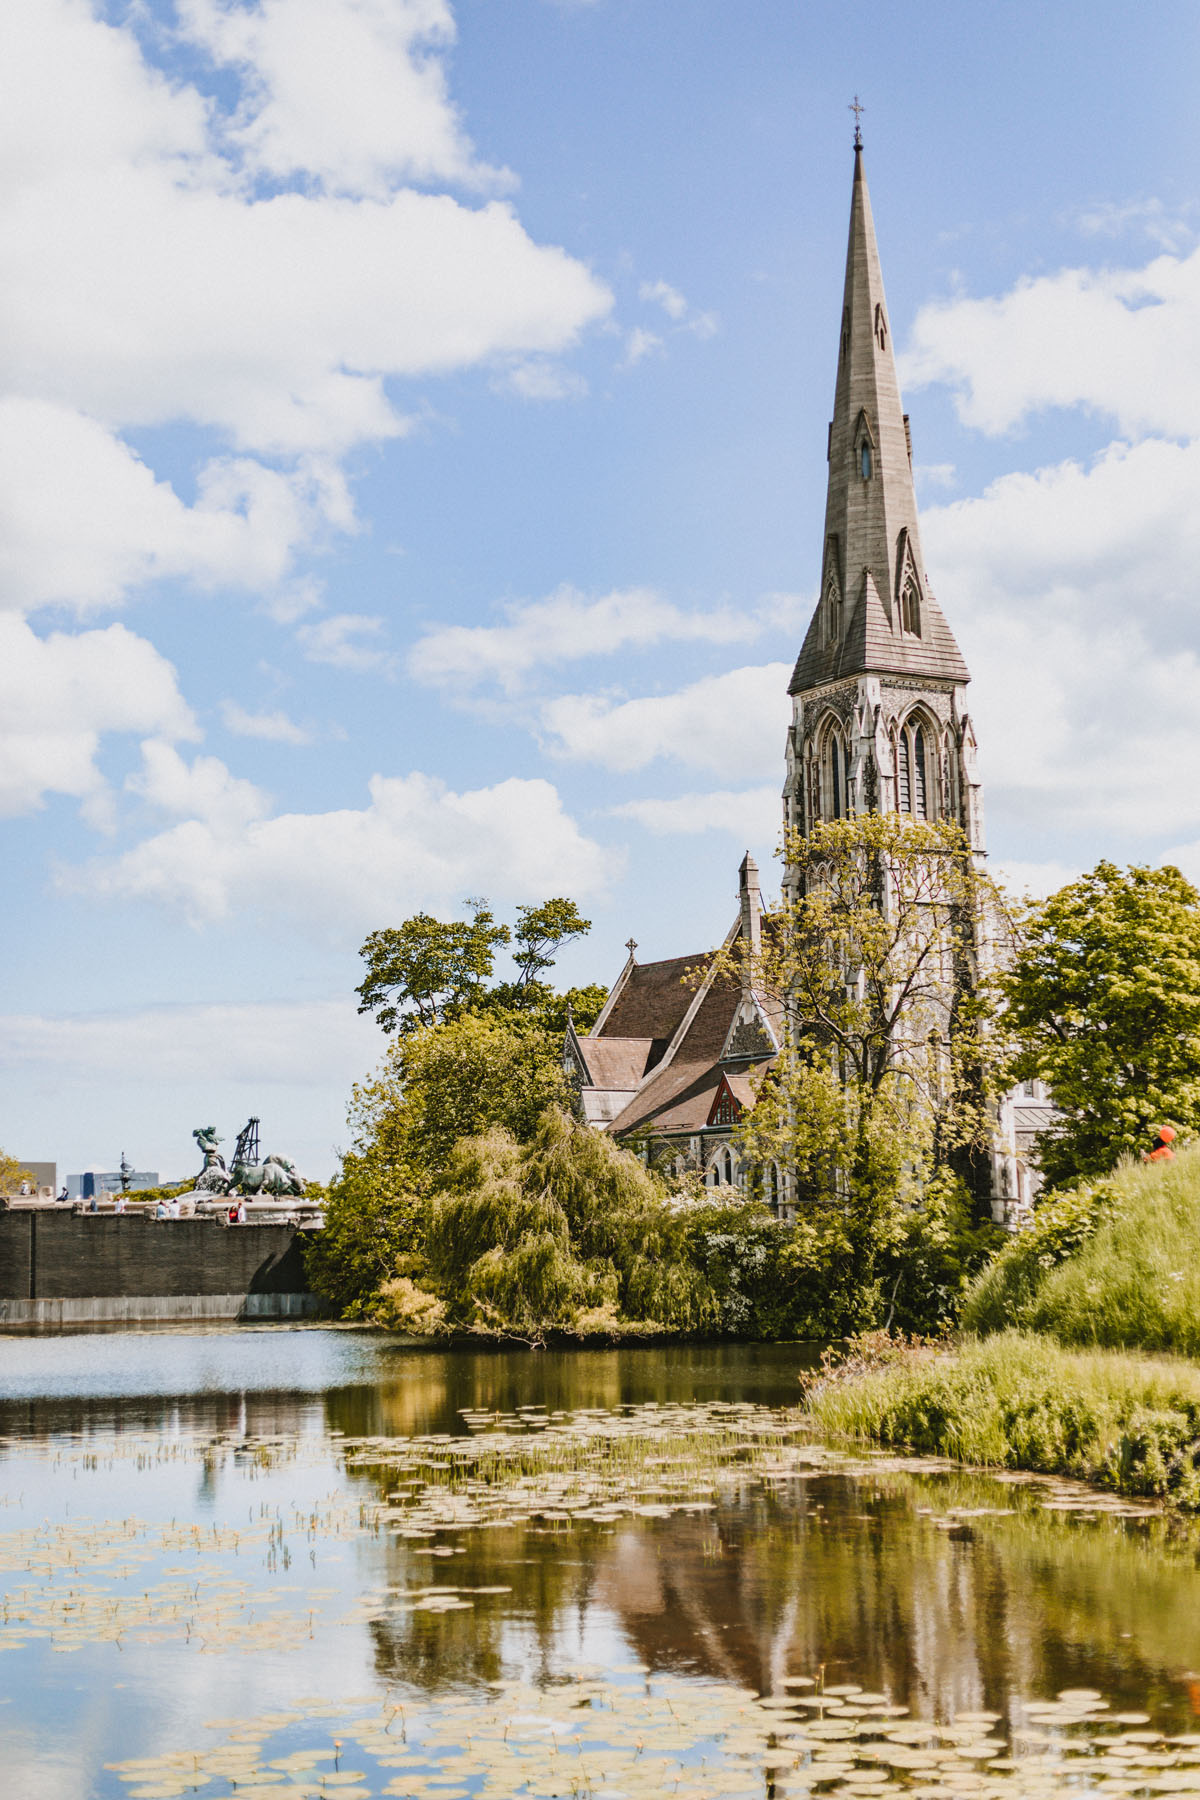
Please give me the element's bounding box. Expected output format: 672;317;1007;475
789;141;968;693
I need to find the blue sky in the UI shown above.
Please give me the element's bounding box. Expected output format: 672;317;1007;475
5;0;1200;1181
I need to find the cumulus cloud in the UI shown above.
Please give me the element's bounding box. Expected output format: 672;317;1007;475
540;663;792;779
0;616;196;819
176;0;509;197
409;584;757;693
128;740;271;830
220;701;311;745
0;0;611;614
68;771;617;931
610;786;782;841
902;242;1200;438
0;400;329;613
921;437;1200;837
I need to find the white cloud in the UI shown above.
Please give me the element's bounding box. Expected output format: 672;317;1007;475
922;438;1200;837
176;0;509;198
297;612;395;672
129;740;271;830
0;0;611;616
68;771;617;931
0;400;328;613
623;327;663;367
409;584;755;692
1075;197;1195;254
902;243;1200;438
220;701;311;745
495;359;588;401
640;278;687;321
0;616;196;819
610;786;782;841
540;663;792;779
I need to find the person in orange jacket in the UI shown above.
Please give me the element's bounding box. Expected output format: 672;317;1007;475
1145;1125;1177;1163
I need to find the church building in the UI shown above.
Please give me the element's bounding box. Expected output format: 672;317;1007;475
567;134;1053;1221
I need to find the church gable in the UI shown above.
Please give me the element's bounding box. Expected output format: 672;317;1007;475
720;992;777;1061
706;1073;743;1129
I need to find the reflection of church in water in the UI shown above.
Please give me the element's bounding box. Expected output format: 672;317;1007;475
564;137;1054;1219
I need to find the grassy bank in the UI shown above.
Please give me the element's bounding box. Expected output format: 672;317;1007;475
962;1145;1200;1351
806;1330;1200;1505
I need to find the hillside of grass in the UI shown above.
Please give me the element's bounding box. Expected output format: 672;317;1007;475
806;1331;1200;1504
961;1143;1200;1354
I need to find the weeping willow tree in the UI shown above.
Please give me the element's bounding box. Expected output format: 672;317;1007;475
731;814;1011;1319
420;1110;719;1340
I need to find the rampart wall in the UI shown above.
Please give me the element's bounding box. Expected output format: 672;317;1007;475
0;1210;320;1324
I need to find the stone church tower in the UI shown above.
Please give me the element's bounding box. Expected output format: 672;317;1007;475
783;136;984;854
783;134;1029;1218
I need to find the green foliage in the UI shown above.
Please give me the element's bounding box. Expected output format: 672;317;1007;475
962;1145;1200;1356
732;815;1010;1295
877;1172;1005;1337
303;1158;424;1317
356;896;595;1037
356;898;510;1035
420;1111;714;1339
1001;860;1200;1186
511;898;592;989
960;1174;1119;1334
807;1329;1200;1507
1023;1145;1200;1355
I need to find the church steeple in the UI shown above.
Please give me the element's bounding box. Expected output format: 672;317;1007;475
783;136;984;853
789;142;968;693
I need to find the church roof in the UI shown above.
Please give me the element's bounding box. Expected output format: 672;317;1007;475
575;1036;655;1090
789;143;969;695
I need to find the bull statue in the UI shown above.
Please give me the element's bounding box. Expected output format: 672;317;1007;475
230;1152;305;1198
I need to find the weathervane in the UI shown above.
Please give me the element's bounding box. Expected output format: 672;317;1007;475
849;94;865;149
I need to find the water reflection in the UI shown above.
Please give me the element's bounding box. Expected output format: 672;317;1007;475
3;1331;1200;1800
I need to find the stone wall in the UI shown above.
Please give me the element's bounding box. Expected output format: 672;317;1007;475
0;1210;319;1323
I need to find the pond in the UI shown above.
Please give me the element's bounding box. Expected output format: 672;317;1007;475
3;1330;1200;1800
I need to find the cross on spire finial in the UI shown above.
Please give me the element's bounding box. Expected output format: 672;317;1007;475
849;94;865;149
625;937;638;960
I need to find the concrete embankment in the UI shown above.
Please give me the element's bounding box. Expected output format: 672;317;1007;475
0;1207;322;1326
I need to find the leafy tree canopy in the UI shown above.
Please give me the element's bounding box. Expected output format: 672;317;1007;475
356;896;594;1036
1001;860;1200;1186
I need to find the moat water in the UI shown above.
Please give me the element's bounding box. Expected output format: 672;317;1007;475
3;1331;1200;1800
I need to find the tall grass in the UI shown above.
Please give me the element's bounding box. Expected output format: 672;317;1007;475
807;1331;1200;1503
962;1144;1200;1353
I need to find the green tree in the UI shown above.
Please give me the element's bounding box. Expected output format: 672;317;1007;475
356;896;596;1035
512;898;591;988
732;813;1009;1307
355;898;510;1035
1001;860;1200;1186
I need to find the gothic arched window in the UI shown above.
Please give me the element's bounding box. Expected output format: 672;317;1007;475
860;444;872;479
821;722;850;820
899;569;922;635
895;717;934;820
